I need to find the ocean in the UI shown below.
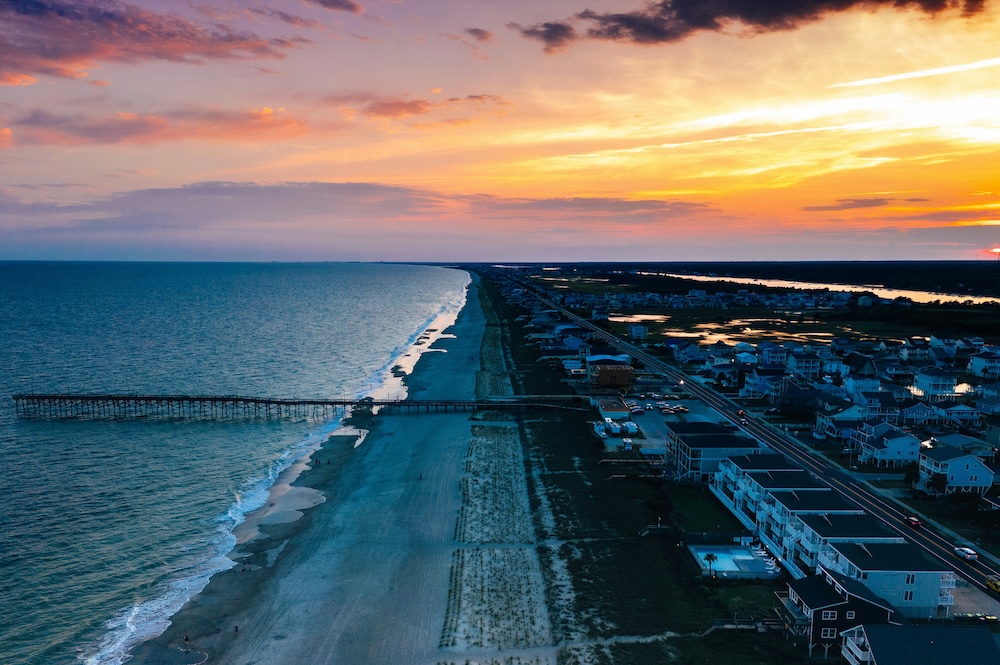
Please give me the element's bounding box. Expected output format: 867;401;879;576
0;262;470;665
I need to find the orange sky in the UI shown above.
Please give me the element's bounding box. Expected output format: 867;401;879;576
1;0;998;260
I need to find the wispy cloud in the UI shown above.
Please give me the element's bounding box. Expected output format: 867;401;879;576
325;93;508;125
4;106;307;146
0;0;304;84
830;57;1000;88
802;197;892;211
465;28;493;42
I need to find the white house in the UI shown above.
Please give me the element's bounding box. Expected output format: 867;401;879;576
852;420;920;468
915;446;994;496
968;350;1000;379
817;542;955;618
911;367;958;403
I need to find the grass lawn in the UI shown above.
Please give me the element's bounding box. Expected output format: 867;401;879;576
665;483;747;533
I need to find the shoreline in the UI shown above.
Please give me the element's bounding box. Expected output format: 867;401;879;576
126;272;483;665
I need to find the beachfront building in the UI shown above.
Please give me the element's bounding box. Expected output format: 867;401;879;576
788;513;905;578
672;431;760;484
710;453;801;524
758;490;866;575
851;420;920;468
817;542;955;618
914;446;995;496
774;565;898;659
841;624;1000;665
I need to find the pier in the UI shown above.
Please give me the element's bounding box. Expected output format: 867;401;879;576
12;393;589;420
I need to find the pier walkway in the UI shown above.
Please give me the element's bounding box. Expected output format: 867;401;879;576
12;393;589;420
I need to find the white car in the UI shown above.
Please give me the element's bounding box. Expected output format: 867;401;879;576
954;546;979;561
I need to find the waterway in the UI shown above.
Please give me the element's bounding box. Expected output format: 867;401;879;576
640;272;1000;305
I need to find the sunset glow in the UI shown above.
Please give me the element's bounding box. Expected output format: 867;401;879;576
2;0;999;261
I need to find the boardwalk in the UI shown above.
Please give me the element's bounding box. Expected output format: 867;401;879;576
12;393;589;420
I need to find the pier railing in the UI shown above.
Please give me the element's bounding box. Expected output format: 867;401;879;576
11;393;589;420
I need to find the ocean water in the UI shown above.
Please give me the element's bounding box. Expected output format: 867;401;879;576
0;262;470;665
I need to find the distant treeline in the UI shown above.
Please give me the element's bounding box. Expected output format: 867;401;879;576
542;261;1000;298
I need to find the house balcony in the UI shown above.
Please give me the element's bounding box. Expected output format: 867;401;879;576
773;592;810;640
940;572;956;589
939;590;954;606
842;637;873;665
817;550;841;572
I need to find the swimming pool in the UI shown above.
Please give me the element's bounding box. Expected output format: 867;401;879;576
688;544;780;578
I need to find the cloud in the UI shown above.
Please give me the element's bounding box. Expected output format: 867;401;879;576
248;7;323;28
802;197;893;211
306;0;363;13
363;98;434;119
465;27;493;42
325;92;508;125
508;21;577;53
4;106;308;146
0;181;715;259
0;0;303;84
517;0;988;51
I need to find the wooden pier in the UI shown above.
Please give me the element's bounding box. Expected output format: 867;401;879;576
12;393;588;420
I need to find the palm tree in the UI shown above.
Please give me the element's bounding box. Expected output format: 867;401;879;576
704;553;718;578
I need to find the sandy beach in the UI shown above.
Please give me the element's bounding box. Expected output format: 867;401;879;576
128;272;557;665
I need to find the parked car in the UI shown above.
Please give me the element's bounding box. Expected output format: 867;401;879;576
764;407;780;415
955;546;979;561
903;516;922;528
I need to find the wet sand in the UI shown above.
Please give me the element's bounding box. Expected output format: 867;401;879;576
129;274;487;665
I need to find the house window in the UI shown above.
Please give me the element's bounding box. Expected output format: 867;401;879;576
904;590;914;602
905;574;915;585
971;475;978;482
821;628;837;639
822;610;837;620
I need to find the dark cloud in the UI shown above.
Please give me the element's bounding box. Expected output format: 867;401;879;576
518;0;989;50
0;0;302;83
464;27;493;42
802;198;892;211
508;21;577;53
306;0;363;14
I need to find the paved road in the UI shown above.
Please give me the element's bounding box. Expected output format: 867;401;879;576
510;277;1000;597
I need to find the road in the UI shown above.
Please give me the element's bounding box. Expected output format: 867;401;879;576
508;276;1000;596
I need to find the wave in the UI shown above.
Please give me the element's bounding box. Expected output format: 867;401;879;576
80;421;342;665
82;272;471;665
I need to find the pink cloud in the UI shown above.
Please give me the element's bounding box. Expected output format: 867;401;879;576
363;99;434;119
5;106;308;146
0;0;303;84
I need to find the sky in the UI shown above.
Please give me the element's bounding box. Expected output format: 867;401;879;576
2;0;1000;262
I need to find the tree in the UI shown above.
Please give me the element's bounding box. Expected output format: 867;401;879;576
704;553;718;578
